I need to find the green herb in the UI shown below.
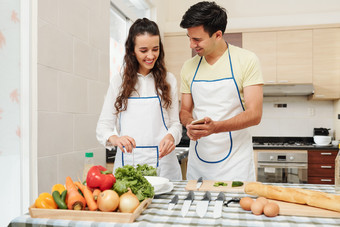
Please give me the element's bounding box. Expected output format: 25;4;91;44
213;181;228;187
232;181;244;187
113;165;155;201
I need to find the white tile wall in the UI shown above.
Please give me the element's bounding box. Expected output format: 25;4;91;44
249;96;334;137
74;39;99;80
37;0;110;194
59;0;89;42
38;0;59;26
38;19;73;72
38;112;73;156
38;65;58;111
58;71;87;113
74;114;100;150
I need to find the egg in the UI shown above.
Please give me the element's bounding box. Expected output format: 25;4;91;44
251;200;265;215
263;202;280;217
256;197;268;205
240;197;254;211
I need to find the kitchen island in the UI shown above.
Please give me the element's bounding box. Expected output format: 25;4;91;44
8;181;340;227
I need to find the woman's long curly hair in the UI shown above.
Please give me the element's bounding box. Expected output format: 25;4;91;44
114;18;171;114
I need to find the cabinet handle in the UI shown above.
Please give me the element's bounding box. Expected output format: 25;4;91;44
278;80;289;83
321;153;332;155
265;81;276;84
320;179;332;182
314;94;325;98
321;166;332;169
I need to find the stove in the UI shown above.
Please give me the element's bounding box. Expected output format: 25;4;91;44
253;137;314;149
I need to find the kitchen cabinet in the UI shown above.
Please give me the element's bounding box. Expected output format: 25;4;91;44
308;150;337;184
277;30;313;84
243;32;277;83
243;30;313;84
312;28;340;100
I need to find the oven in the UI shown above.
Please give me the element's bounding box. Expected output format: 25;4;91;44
256;150;308;184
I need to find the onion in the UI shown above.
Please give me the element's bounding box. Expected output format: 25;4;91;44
119;190;140;213
97;190;120;212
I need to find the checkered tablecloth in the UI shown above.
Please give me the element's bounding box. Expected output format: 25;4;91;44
8;181;340;227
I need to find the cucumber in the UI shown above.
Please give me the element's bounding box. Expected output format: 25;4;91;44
213;181;228;187
231;181;244;187
52;190;68;209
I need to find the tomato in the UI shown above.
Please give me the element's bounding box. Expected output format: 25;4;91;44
97;190;120;212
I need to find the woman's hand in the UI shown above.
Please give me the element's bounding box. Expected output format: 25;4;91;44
108;135;136;153
159;134;175;159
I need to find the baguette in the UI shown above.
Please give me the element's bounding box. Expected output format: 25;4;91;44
245;182;340;213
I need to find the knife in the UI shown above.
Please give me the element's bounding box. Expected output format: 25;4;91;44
196;177;203;190
181;191;195;217
213;192;225;218
168;195;179;210
196;191;211;217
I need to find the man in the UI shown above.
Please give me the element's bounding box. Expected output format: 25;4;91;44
179;1;263;181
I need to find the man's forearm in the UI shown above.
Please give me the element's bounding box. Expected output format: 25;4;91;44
214;109;262;133
179;109;194;127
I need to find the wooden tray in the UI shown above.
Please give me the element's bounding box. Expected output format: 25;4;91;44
29;198;152;223
185;180;248;192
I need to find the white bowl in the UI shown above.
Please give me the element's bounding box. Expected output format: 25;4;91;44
332;140;339;146
144;176;169;191
313;136;331;145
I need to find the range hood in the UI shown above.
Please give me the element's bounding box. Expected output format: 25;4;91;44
263;84;314;97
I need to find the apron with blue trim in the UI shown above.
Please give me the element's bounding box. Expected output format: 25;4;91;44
187;47;255;181
113;94;182;180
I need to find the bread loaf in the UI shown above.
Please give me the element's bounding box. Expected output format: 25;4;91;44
245;182;340;213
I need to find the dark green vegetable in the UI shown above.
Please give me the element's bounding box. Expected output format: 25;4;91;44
52;190;68;209
136;164;157;176
114;165;154;201
213;182;228;187
232;181;244;187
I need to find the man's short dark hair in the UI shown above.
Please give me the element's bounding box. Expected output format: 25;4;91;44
180;1;228;37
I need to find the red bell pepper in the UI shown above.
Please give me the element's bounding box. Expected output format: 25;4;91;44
86;165;116;191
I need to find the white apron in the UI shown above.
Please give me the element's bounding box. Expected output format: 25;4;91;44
187;47;255;181
113;95;182;180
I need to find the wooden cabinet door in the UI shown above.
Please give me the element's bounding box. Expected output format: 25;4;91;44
277;30;313;84
243;32;277;84
312;28;340;100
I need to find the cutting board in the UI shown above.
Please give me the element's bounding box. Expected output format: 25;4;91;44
268;199;340;218
185;180;248;192
185;180;340;218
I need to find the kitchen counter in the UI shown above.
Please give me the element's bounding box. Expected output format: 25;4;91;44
8;181;340;227
253;144;339;150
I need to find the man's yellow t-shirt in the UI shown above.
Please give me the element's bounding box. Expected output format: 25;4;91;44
180;44;264;106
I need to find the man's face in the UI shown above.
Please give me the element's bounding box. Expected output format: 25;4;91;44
187;25;217;57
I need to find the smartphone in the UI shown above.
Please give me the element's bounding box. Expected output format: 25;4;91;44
191;118;205;125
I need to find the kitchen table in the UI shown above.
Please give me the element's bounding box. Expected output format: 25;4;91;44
8;181;340;227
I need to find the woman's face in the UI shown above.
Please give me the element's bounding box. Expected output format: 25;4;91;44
134;33;160;76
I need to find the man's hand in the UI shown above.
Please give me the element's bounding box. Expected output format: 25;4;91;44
186;117;216;141
108;135;136;153
159;134;176;159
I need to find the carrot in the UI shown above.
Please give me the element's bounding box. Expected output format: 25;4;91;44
65;176;86;210
93;189;101;201
74;181;84;191
83;185;98;211
75;181;98;211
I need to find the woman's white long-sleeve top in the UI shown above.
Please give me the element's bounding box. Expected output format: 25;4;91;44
96;71;182;148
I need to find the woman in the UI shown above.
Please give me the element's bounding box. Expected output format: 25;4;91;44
96;18;182;180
